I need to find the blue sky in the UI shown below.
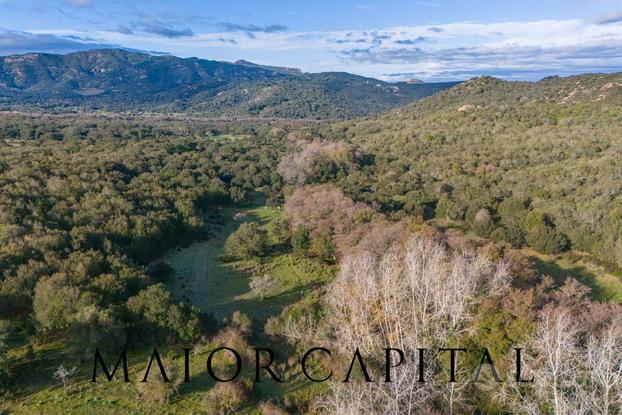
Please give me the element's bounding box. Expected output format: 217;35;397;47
1;0;622;81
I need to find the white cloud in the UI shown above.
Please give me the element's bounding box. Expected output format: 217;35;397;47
14;18;622;80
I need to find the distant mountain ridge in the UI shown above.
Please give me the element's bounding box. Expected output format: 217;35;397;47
234;59;304;76
0;49;459;119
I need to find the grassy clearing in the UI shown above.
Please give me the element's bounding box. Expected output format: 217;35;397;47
2;203;334;414
433;218;622;303
432;218;622;303
163;205;334;323
5;342;272;414
523;248;622;303
160;203;333;405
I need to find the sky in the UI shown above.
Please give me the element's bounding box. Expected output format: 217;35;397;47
1;0;622;81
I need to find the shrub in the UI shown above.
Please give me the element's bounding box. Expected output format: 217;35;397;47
270;217;291;245
33;274;81;331
291;226;310;257
250;274;277;299
436;194;466;221
525;211;570;254
259;401;290;415
230;311;252;335
136;353;182;406
229;187;248;204
203;382;249;415
309;232;337;264
224;222;268;260
497;197;532;247
473;208;495;237
526;224;570;254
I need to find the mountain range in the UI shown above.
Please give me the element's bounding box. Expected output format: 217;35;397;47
0;49;458;119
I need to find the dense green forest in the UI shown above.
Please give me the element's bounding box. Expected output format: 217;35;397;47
0;73;621;414
0;118;286;348
313;73;622;269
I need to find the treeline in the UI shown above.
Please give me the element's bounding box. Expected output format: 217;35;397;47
0;114;299;142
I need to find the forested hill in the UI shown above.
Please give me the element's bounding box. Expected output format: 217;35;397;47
388;73;622;116
317;72;622;269
0;49;458;119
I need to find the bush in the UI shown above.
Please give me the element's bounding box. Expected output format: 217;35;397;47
291;226;310;257
436;194;466;221
525;211;570;254
472;208;495;237
230;311;252;335
230;187;249;204
203;382;249;415
270;217;291;245
526;224;570;254
33;274;81;331
259;401;290;415
224;222;268;260
250;275;277;299
309;232;337;264
497;197;530;245
136;353;182;406
126;284;200;343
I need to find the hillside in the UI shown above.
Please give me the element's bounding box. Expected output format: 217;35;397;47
189;72;458;119
317;72;622;269
399;73;622;115
0;49;458;119
0;49;284;106
0;73;621;414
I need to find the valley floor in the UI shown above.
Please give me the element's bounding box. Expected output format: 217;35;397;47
1;203;333;414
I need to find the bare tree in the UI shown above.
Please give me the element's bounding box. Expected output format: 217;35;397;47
53;364;78;394
250;274;277;299
534;306;583;415
581;322;622;415
321;236;511;414
277;139;354;185
506;303;622;415
327;237;510;354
